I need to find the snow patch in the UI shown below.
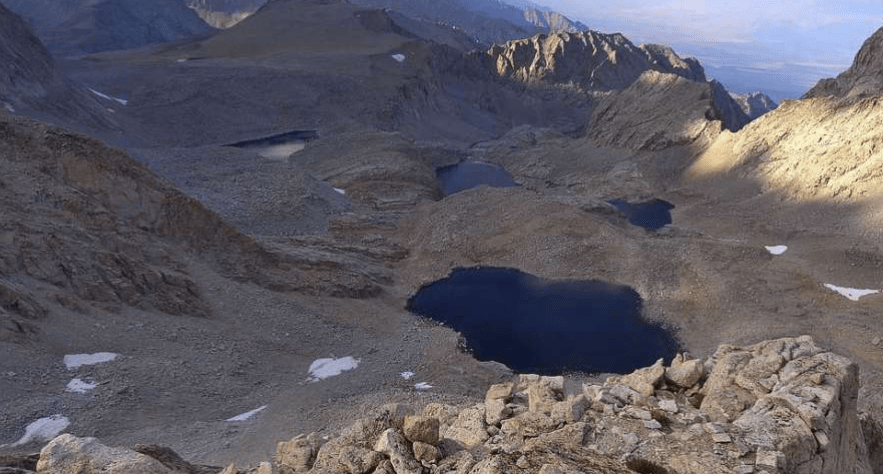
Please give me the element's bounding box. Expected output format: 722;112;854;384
3;415;69;447
391;54;406;63
765;245;787;255
333;188;346;195
415;382;433;390
306;356;360;382
65;378;97;393
226;405;267;421
88;88;128;106
824;284;880;301
3;103;14;113
400;371;414;380
64;352;118;369
176;58;188;63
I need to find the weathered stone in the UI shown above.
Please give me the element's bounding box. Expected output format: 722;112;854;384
219;464;237;474
550;395;587;424
644;420;663;430
36;434;173;474
412;441;439;463
254;462;276;474
755;449;783;470
373;429;421;474
528;382;559;414
666;354;705;388
338;446;383;474
712;433;732;443
618;358;664;397
277;433;322;473
443;406;488;450
403;416;439;445
433;450;475;474
485;383;514;425
659;399;679;413
370;459;394;474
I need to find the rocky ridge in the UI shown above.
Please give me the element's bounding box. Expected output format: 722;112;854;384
0;2;115;133
3;0;214;57
487;32;751;131
729;92;778;121
804;27;883;99
8;337;873;474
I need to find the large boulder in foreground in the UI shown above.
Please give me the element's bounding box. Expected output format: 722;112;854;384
36;434;173;474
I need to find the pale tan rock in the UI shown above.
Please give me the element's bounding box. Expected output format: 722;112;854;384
666;354;705;388
373;429;421;474
36;434;174;474
484;383;514;425
338;445;383;474
442;406;488;450
528;382;559;414
619;358;664;397
412;441;439;463
219;464;237;474
254;461;276;474
403;416;439;445
550;395;588;424
276;433;322;473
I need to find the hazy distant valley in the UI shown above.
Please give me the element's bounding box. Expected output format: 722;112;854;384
1;1;882;473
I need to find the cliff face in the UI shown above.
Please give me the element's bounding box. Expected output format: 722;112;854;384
588;71;748;150
804;27;883;99
489;31;706;92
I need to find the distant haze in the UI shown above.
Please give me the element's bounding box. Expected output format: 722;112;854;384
503;0;882;101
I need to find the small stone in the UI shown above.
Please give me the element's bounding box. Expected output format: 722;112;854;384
515;455;529;468
632;409;653;421
403;415;439;445
735;465;754;474
412;441;439;463
873;337;881;346
756;450;783;470
815;430;830;451
712;433;732;443
704;422;725;434
644;420;663;430
255;462;276;474
658;399;678;413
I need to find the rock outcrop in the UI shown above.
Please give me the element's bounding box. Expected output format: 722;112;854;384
588;71;747;150
489;31;706;91
35;336;853;474
804;27;883;99
730;91;778;120
19;336;873;474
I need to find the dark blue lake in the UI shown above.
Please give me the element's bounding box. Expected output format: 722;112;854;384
436;161;518;195
406;267;679;375
608;199;674;231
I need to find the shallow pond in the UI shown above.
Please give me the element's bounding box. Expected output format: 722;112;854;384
436;161;517;195
407;267;679;375
608;198;674;231
227;130;318;160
